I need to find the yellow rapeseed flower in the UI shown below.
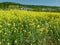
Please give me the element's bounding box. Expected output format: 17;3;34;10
7;42;10;45
0;42;2;45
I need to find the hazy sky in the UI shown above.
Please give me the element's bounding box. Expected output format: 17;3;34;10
0;0;60;6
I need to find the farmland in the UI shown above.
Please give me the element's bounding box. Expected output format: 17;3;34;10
0;9;60;45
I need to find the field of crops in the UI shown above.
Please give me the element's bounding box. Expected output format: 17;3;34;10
0;9;60;45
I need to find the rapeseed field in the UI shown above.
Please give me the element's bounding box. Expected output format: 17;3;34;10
0;9;60;45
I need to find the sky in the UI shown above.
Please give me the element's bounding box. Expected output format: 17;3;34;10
0;0;60;6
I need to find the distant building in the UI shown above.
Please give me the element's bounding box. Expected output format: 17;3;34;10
20;7;33;10
42;8;47;10
8;5;20;8
42;8;56;11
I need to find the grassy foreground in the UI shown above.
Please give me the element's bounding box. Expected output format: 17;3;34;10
0;9;60;45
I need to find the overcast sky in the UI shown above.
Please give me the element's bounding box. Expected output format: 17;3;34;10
0;0;60;6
